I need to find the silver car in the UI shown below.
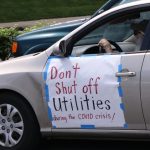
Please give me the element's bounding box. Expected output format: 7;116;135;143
0;1;150;150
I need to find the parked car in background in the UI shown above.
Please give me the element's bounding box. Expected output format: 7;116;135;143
12;0;140;57
0;1;150;150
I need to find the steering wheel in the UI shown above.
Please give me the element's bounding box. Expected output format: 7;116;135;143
100;40;122;53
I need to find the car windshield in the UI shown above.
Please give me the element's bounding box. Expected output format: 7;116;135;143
91;0;140;18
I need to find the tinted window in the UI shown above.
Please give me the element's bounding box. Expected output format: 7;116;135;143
74;10;150;52
75;16;134;46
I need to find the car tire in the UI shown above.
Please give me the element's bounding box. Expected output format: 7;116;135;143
0;92;41;150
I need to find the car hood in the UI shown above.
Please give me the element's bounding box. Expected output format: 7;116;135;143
16;18;88;40
40;18;88;30
0;51;48;74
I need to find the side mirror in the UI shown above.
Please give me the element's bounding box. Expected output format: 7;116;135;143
52;40;66;56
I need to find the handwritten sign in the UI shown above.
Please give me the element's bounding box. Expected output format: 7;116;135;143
45;55;125;128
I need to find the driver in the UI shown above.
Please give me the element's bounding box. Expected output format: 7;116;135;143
98;20;148;53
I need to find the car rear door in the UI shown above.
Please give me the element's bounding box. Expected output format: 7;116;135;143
141;52;150;130
120;53;146;129
140;21;150;130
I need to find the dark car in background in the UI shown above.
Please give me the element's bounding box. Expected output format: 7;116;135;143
12;0;139;56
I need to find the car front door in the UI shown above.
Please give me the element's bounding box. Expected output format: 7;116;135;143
44;4;150;130
44;53;146;130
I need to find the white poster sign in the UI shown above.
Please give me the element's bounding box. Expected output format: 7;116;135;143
44;55;126;128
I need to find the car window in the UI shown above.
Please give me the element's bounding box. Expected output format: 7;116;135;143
74;10;150;54
75;22;131;46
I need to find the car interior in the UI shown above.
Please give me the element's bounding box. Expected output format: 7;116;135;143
71;10;150;57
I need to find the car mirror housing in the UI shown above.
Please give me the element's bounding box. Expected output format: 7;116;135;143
52;40;66;57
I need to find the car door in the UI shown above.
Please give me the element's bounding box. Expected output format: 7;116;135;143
44;3;150;130
140;22;150;130
44;53;146;130
120;52;146;129
141;53;150;130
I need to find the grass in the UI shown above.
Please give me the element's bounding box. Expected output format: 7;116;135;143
0;0;107;23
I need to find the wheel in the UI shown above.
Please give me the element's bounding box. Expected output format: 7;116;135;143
0;92;41;150
108;40;123;52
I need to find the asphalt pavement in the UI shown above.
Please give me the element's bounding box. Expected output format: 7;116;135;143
0;16;88;28
40;139;150;150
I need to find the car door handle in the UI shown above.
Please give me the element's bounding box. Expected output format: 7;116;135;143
116;71;136;77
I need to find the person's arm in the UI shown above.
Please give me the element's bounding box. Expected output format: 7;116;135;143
98;38;112;53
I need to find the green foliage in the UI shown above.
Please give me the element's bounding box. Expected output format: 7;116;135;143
23;22;50;33
0;23;49;60
0;0;107;23
0;27;20;60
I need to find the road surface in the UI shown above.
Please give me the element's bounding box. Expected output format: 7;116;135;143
40;139;150;150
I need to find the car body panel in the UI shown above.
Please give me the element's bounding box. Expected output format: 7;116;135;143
0;52;50;129
121;53;146;129
51;129;150;140
141;52;150;130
